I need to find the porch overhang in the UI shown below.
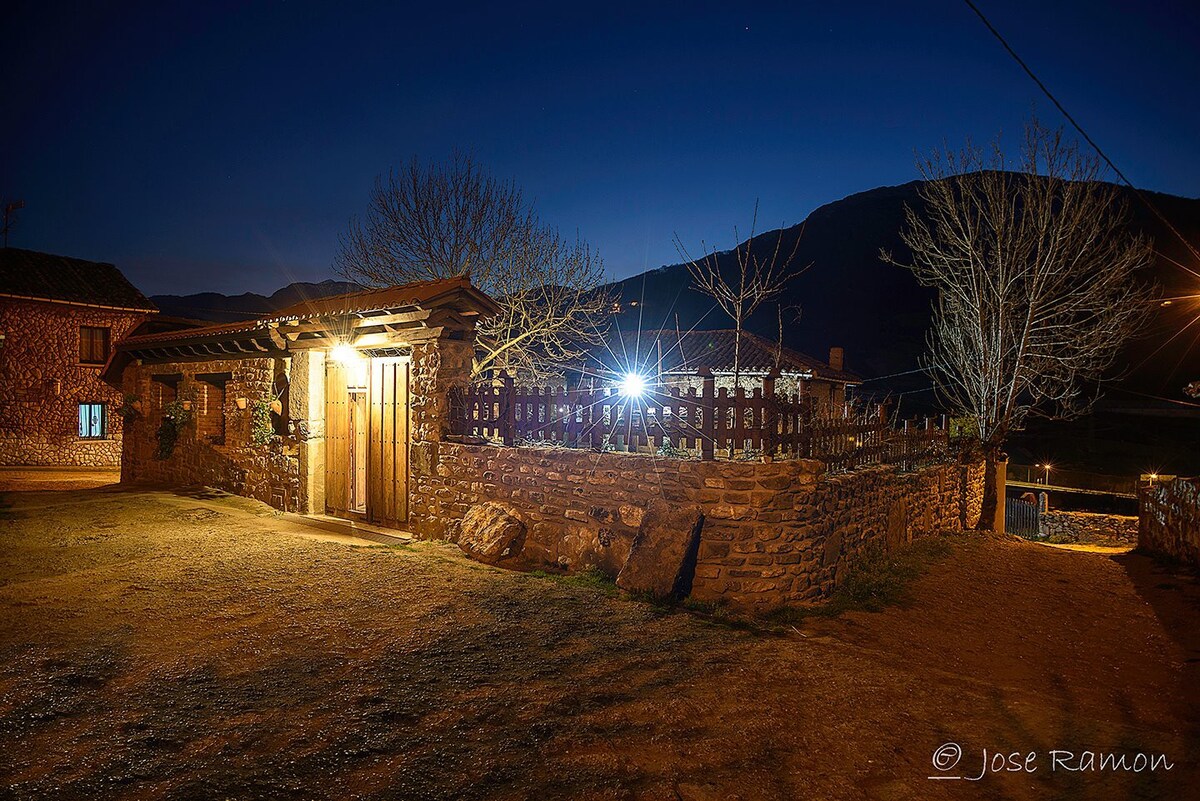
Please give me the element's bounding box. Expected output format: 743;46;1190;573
102;276;499;386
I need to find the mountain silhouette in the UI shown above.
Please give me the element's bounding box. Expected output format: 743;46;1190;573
606;177;1200;476
151;279;363;322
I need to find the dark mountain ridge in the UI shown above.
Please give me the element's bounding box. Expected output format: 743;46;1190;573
151;279;363;323
608;177;1200;401
605;177;1200;475
149;177;1200;474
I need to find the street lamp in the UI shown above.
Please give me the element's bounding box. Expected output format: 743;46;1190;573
1038;463;1051;485
618;372;647;399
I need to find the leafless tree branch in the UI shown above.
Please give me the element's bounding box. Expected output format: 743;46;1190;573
882;119;1154;529
335;153;611;381
674;203;806;391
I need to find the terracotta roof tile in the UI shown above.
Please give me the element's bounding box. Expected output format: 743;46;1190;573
0;247;156;311
602;329;861;383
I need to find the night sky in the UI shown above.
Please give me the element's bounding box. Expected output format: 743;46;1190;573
2;1;1197;296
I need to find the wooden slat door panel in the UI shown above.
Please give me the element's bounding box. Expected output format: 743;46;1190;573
367;357;409;527
324;360;349;517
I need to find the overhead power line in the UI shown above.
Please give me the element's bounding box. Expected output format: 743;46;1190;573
962;0;1200;270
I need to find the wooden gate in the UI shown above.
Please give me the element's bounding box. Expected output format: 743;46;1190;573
367;356;410;527
325;355;410;526
324;359;351;517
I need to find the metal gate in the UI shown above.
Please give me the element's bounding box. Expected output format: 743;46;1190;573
1005;496;1042;538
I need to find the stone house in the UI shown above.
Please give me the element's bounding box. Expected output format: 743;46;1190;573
104;277;499;521
0;248;158;465
590;329;860;408
104;275;983;609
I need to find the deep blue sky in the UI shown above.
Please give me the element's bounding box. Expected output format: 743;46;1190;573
2;1;1197;296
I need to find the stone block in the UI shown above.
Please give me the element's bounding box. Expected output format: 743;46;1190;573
457;501;527;564
616;500;704;600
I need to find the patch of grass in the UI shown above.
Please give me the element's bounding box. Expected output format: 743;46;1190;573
681;598;763;632
768;535;954;623
523;566;619;596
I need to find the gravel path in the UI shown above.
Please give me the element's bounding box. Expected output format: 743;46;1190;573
0;485;1196;800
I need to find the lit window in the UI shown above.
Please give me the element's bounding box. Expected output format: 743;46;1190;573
79;326;111;365
78;403;106;439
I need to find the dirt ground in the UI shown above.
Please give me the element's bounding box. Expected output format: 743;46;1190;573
1;482;1197;801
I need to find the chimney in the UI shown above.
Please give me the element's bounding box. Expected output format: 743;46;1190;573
828;346;844;372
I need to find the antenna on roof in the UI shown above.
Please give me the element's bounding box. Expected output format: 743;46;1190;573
2;200;24;248
675;312;687;371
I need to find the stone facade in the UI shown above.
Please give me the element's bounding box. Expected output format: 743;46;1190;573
1139;477;1200;566
120;353;324;513
1040;510;1138;545
0;297;149;466
109;278;981;610
409;443;984;608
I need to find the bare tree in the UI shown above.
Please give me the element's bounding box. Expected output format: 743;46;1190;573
673;204;805;392
883;120;1153;530
336;153;610;380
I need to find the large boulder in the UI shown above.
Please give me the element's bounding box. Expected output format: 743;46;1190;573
458;502;526;564
616;501;704;600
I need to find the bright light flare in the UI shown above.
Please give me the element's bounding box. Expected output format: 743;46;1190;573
331;344;362;364
618;372;648;398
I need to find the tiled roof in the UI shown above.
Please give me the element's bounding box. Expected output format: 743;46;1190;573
0;247;156;311
117;276;498;347
603;329;860;383
263;276;496;321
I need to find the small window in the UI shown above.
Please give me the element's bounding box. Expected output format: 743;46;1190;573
78;403;107;439
79;326;111;365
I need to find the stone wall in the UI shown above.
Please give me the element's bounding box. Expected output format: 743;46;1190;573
0;297;149;465
120;355;308;512
409;443;984;608
1040;510;1138;545
1139;477;1200;566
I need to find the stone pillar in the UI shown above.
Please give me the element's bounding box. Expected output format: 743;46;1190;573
289;349;326;515
993;456;1008;534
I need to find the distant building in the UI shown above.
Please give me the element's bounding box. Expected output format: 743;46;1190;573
589;329;861;407
0;248;157;465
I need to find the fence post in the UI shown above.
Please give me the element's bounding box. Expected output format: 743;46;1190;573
448;385;465;436
700;367;715;461
500;370;515;446
763;369;779;459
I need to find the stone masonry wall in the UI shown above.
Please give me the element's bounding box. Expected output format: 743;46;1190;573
1040;510;1137;545
1139;477;1200;566
0;297;149;465
410;443;984;608
121;356;304;512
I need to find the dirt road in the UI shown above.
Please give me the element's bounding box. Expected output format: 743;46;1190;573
1;484;1196;800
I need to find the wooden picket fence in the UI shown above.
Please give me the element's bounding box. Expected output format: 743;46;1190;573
448;374;952;472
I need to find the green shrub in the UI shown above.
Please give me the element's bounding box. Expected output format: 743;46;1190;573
154;399;193;459
250;399;274;446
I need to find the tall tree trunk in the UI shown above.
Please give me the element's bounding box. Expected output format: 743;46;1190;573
976;442;1003;532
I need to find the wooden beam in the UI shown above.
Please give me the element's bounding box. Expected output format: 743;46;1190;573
267;326;287;350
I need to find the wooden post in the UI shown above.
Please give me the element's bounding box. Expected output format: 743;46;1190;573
762;369;779;459
993;456;1008;534
501;371;515;446
700;367;715;461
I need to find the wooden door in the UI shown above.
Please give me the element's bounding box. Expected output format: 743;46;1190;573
348;390;368;513
367;356;410;526
324;360;350;517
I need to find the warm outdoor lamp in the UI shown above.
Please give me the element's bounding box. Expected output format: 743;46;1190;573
618;372;647;398
331;343;361;364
